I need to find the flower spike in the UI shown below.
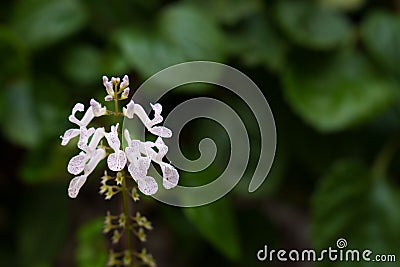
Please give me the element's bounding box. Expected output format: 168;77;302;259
62;74;179;199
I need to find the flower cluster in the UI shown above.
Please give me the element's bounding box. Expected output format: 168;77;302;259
60;75;179;198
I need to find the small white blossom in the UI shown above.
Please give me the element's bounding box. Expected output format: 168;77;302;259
111;77;120;85
68;103;94;127
68;152;88;175
84;148;106;175
138;176;158;196
66;126;106;197
149;126;172;138
160;162;179;189
60;100;107;146
122;100;135;119
90;99;107;116
68;175;87;198
124;129;179;195
123;100;172;138
60;129;80;146
105;123;127;171
103;75;130;101
103;76;114;101
120;75;129;89
121;87;130;99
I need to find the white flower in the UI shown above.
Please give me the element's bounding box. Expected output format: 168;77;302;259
103;75;130;101
60;100;106;146
104;123;127;172
60;129;80;146
90;99;107;117
63;74;178;198
68;175;87;198
124;129;179;195
121;87;130;100
138;176;159;196
103;76;114;101
67;127;106;198
123;100;172;138
122;100;135;118
105;95;113;101
67;148;106;198
120;75;129;89
159;162;179;189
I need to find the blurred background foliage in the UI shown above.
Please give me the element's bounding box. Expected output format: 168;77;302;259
1;0;400;266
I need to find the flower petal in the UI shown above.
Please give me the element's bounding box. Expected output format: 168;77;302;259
68;103;95;127
107;150;127;171
104;80;114;97
105;95;113;101
68;175;87;198
128;157;150;180
84;148;106;175
133;103;151;126
149;126;172;138
123;100;135;119
120;74;129;89
105;124;121;151
60;128;80;146
125;146;139;163
90;99;107;117
123;129;132;143
68;153;88;175
150;103;163;126
102;76;108;85
137;176;158;195
121;87;130;99
161;163;179;189
124;129;142;162
68;103;84;125
77;127;95;152
153;137;168;161
88;127;105;151
150;103;162;114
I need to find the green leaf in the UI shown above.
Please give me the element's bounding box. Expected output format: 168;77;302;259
62;45;102;85
76;218;108;267
230;15;288;72
159;4;225;60
183;197;241;261
17;185;71;267
116;30;185;78
361;10;400;76
317;0;365;11
2;81;41;147
282;50;395;132
312;160;400;266
188;0;263;25
0;26;28;83
20;142;72;183
11;0;87;49
275;0;353;49
116;3;225;78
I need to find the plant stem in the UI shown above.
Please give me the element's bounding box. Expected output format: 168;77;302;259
114;97;120;125
114;94;134;265
122;170;133;258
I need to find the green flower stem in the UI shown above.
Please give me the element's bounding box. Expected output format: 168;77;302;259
114;96;120;125
121;171;134;261
113;93;134;266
